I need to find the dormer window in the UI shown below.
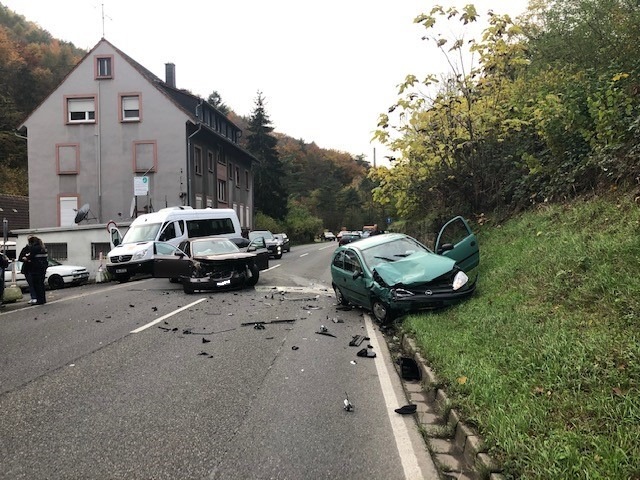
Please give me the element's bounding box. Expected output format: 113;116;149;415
95;55;113;79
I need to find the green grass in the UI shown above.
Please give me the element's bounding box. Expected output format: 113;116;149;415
402;196;640;479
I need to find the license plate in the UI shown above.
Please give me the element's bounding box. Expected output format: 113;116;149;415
216;280;231;287
115;268;127;274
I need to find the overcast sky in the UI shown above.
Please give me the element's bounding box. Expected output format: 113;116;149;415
3;0;529;166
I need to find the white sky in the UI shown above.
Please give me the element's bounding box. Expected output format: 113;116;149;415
3;0;529;166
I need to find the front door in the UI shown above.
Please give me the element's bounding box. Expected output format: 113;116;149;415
152;243;192;278
434;216;480;272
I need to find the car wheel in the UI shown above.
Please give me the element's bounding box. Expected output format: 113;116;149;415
183;284;195;294
333;284;349;306
372;298;394;323
48;274;65;290
115;273;130;283
246;264;259;287
275;253;283;259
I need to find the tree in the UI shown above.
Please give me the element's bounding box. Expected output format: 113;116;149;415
207;90;230;115
245;91;288;220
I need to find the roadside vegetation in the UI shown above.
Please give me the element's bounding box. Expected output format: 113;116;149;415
402;195;640;479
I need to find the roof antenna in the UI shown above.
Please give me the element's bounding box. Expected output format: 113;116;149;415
100;2;112;38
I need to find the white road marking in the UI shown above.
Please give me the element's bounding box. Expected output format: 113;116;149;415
130;298;207;333
318;245;335;251
365;314;435;480
264;264;281;272
299;253;309;257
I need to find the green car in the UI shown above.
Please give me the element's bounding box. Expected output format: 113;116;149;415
330;216;479;323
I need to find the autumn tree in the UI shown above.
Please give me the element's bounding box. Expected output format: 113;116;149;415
245;91;288;220
207;90;230;115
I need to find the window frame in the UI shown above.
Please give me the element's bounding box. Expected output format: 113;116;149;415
56;143;80;175
65;95;97;124
119;93;141;122
95;55;114;79
217;179;227;203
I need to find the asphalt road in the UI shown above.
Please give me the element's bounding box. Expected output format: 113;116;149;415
0;242;439;480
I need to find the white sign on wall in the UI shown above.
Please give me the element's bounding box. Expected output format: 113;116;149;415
134;176;149;196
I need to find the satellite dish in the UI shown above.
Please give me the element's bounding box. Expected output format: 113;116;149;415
74;203;97;224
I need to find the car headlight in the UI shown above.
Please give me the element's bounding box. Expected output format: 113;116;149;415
452;271;469;291
132;247;150;261
392;288;415;299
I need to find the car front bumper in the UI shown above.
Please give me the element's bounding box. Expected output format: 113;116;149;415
180;272;246;291
106;260;153;277
384;276;478;314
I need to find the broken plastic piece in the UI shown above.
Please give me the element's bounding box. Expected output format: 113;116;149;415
394;404;417;415
349;335;365;347
357;348;376;358
343;392;354;412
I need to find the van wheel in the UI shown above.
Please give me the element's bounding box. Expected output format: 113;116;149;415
115;273;130;283
246;264;259;287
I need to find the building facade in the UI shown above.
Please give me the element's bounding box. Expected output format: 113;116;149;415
19;38;256;230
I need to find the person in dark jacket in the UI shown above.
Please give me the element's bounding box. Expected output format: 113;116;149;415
19;236;37;304
28;236;48;305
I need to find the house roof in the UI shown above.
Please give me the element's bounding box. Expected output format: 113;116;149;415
0;194;29;233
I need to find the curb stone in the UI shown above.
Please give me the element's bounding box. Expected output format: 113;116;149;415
393;333;504;480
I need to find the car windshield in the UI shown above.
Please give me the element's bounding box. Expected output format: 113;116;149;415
249;231;273;240
191;239;239;256
122;223;162;243
361;236;430;269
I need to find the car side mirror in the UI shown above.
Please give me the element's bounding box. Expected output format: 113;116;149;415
174;251;185;258
113;238;120;247
437;243;454;254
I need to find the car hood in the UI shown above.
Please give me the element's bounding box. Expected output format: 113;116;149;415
373;251;456;286
194;252;255;262
108;241;153;256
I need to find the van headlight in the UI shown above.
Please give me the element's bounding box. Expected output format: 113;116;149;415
452;271;469;291
132;247;150;261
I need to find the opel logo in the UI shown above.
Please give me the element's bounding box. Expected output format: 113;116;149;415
425;290;433;295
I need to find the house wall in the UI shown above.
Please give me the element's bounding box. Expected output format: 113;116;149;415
24;41;191;229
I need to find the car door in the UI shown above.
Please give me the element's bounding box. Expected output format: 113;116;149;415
434;216;480;272
334;249;370;308
152;242;191;278
247;238;269;271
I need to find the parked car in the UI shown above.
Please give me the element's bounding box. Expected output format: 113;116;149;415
3;259;90;290
248;230;282;259
331;216;480;323
177;236;269;293
338;232;362;246
321;231;336;241
273;233;291;253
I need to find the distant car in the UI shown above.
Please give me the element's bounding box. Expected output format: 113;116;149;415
177;236;269;293
248;230;282;259
4;259;90;290
331;216;480;323
273;233;291;253
338;232;362;246
322;231;336;241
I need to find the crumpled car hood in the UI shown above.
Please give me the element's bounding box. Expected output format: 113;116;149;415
373;251;456;286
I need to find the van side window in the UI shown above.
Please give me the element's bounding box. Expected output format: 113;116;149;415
185;218;235;238
158;221;177;242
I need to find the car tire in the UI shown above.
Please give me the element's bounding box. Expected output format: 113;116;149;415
275;253;282;259
115;273;130;283
48;274;65;290
246;264;259;287
183;284;195;294
333;284;349;306
371;298;393;323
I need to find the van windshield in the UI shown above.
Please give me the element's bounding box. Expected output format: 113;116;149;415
121;223;162;243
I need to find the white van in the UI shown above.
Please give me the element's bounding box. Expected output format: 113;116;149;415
106;207;242;282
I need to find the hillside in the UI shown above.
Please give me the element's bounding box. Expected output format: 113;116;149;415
402;194;640;479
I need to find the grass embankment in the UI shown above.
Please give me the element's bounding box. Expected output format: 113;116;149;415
403;196;640;479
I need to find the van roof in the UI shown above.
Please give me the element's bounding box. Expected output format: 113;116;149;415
131;207;237;224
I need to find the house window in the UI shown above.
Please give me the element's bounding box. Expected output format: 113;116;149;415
194;147;203;175
228;162;233;180
245;206;250;229
206;196;213;208
91;243;111;260
195;194;203;209
95;56;113;79
217;146;226;165
234;166;240;188
245;170;250;191
208;151;214;172
217;179;227;202
47;243;68;261
56;143;79;174
120;94;141;122
133;141;157;173
66;97;96;123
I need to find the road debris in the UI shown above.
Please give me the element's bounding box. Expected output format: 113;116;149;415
343;392;354;412
316;325;336;338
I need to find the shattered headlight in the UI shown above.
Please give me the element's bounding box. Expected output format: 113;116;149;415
392;288;415;300
132;247;150;261
452;271;469;291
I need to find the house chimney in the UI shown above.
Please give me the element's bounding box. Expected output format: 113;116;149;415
165;63;176;88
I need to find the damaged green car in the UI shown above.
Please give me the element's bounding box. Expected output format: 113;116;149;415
330;216;479;323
